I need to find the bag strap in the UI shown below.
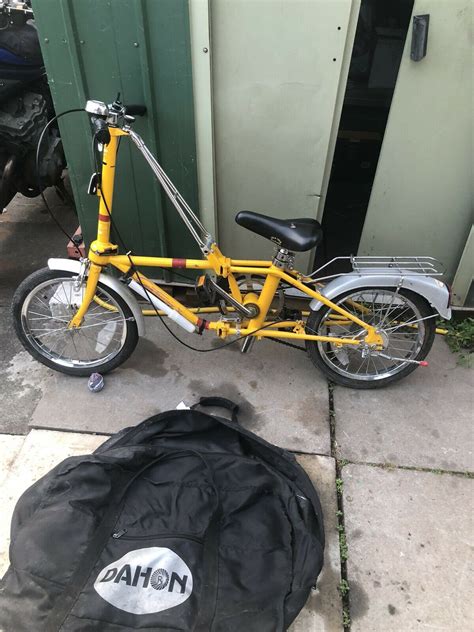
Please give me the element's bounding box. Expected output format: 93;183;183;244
191;396;239;424
45;450;221;632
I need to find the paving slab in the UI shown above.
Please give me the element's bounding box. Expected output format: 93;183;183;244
29;317;331;454
0;190;77;302
343;463;474;631
0;434;25;486
334;338;473;471
0;429;106;577
0;190;78;434
291;455;343;631
2;190;330;449
0;433;340;630
0;321;55;435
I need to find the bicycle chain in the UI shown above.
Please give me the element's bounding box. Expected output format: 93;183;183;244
267;336;306;353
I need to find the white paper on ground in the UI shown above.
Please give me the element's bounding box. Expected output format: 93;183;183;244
176;401;190;410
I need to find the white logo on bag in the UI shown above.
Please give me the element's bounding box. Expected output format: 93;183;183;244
94;547;193;614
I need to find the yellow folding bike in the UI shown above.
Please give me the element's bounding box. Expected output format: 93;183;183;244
12;98;451;388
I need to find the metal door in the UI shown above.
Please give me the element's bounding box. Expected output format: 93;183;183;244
358;0;472;280
209;0;357;266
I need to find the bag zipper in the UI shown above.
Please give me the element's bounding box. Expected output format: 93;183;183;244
112;529;203;543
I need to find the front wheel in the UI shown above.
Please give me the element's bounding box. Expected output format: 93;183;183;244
305;287;436;389
12;268;139;376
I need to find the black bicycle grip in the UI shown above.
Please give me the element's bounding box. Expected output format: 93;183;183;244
124;104;147;117
91;116;111;144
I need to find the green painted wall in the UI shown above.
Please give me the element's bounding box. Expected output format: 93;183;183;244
31;0;201;275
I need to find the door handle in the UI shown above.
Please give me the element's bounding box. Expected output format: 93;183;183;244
411;14;430;61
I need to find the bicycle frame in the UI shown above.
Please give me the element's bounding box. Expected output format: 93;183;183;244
69;125;384;348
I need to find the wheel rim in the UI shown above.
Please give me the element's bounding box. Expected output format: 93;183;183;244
311;290;426;381
21;276;130;370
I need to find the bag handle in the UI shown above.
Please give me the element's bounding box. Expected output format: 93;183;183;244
191;396;239;424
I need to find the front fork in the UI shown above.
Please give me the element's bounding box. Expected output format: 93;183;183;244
67;262;101;328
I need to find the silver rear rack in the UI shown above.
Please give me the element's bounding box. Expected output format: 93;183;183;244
351;256;445;275
309;256;445;282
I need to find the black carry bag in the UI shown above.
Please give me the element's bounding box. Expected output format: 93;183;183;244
0;397;324;632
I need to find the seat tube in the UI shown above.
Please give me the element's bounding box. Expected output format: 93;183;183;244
97;131;119;244
248;271;280;330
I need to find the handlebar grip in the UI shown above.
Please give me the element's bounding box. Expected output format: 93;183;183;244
91;116;111;145
124;104;147;117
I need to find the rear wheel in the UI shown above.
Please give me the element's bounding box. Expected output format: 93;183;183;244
12;268;139;376
305;287;436;389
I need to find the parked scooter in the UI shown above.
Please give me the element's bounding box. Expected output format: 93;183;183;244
0;0;66;211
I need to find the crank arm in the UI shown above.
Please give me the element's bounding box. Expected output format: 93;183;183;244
207;277;256;318
374;352;429;367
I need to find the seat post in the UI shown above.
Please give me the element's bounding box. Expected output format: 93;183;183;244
272;247;295;271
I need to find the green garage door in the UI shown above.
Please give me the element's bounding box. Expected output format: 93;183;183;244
32;0;200;269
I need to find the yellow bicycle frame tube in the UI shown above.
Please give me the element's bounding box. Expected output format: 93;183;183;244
68;129;124;328
69;125;383;347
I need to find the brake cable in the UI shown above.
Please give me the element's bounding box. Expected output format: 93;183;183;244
35;109;85;243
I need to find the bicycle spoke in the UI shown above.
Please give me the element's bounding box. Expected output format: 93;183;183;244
321;319;356;336
22;277;130;369
379;300;402;329
371;292;378;317
28;310;53;318
30;325;71;336
29;315;69;322
55;336;72;362
387;345;414;353
47;329;69;357
369;355;380;375
313;288;429;381
385;315;434;333
60;282;71;307
32;295;51;311
68;330;81;358
355;355;369;375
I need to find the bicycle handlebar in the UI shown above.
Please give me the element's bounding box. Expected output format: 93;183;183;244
88;101;147;145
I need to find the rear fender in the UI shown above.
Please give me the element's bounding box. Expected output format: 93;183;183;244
47;258;145;336
309;272;451;319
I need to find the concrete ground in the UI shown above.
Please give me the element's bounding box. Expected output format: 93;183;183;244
0;190;77;434
1;194;473;630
